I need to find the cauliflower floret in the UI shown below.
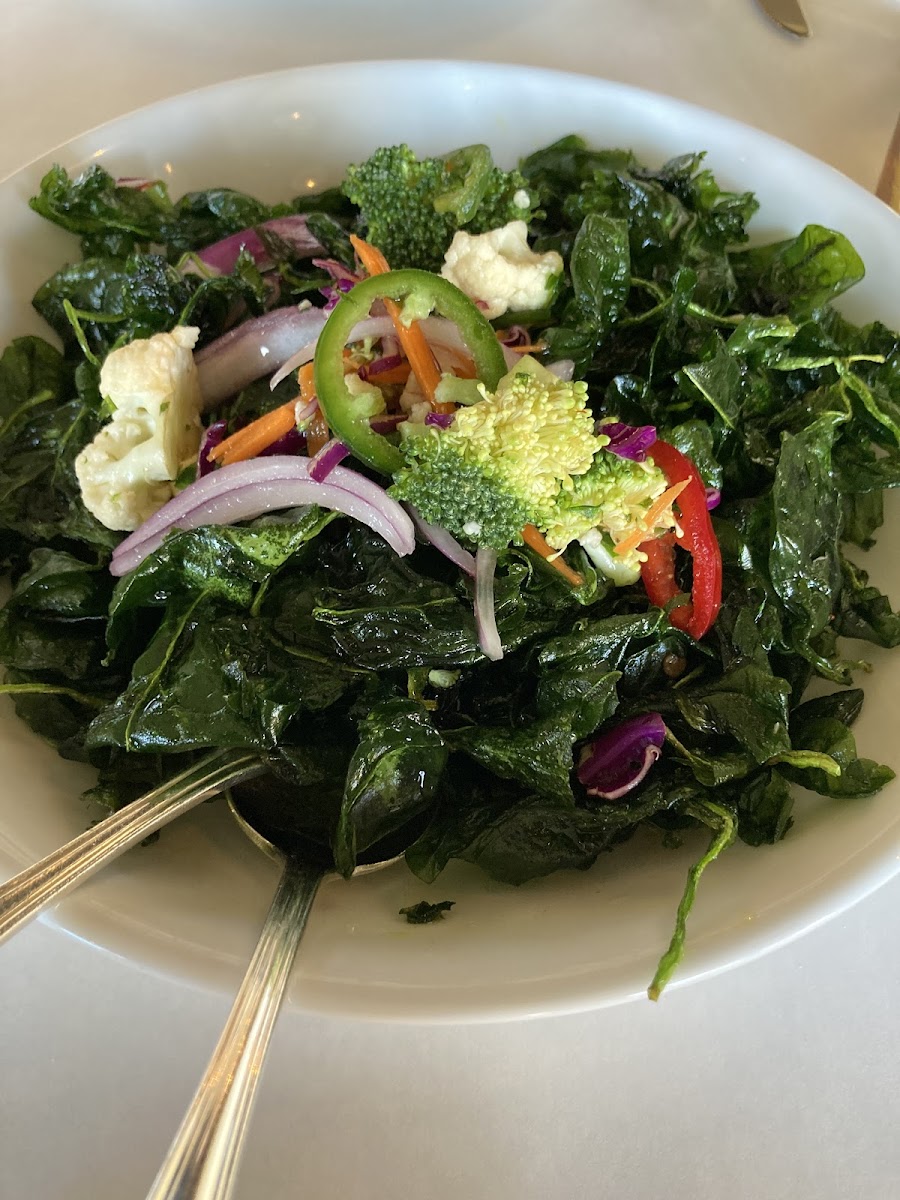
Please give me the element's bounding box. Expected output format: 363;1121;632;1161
75;421;177;531
440;220;563;320
75;326;203;531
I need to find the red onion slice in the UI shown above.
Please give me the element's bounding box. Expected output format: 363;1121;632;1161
705;486;721;511
196;306;329;408
193;215;322;276
577;713;666;799
474;547;503;661
115;176;156;190
110;456;414;575
308;439;350;482
405;504;476;577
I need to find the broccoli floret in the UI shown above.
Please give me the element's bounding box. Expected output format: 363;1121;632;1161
392;434;531;550
390;357;596;549
543;449;672;580
342;144;538;272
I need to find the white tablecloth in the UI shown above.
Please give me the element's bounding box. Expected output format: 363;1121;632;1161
2;2;899;1197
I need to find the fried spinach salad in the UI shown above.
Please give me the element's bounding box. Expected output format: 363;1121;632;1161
2;136;899;997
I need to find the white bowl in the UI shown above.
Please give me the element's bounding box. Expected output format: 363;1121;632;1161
1;62;899;1022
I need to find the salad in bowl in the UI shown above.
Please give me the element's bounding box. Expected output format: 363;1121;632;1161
2;123;899;1001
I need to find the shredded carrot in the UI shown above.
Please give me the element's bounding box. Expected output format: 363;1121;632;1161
507;342;546;355
209;400;298;467
449;357;477;380
367;362;412;387
207;362;326;468
613;479;690;557
349;234;452;412
296;359;331;454
297;361;316;404
306;410;331;456
521;524;584;587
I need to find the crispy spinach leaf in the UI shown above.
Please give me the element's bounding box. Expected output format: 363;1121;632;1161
675;664;792;762
782;711;893;799
836;557;900;648
399;900;455;924
569;213;630;336
446;712;579;804
768;413;846;664
334;699;447;876
733;225;865;319
106;508;336;652
29;164;173;257
87;602;353;753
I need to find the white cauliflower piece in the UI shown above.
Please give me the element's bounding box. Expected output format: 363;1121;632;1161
440;220;563;320
75;326;203;531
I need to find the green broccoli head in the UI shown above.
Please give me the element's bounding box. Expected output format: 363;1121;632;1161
543;448;671;577
391;432;532;550
342;144;539;272
389;357;597;549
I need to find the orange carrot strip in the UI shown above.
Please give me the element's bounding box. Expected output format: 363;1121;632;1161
521;524;584;587
508;342;547;355
297;359;332;454
613;479;690;557
349;234;451;412
450;359;477;380
367;362;412;387
306;409;331;456
297;361;317;404
210;400;298;467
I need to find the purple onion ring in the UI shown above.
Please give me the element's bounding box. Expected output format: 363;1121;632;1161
308;439;350;482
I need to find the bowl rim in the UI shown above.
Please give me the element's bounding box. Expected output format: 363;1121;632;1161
2;59;899;1023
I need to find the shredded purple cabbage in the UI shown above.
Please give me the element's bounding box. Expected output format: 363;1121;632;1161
577;713;666;800
358;354;404;381
599;421;657;462
197;421;227;477
312;257;359;284
705;486;721;511
259;427;306;458
497;325;530;347
321;277;356;312
425;412;454;429
369;413;406;434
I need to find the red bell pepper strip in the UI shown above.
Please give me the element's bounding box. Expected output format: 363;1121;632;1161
640;440;722;640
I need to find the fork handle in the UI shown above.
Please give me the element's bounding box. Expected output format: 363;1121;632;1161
0;748;263;946
145;857;323;1200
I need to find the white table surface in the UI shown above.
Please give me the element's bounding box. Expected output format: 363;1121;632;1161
2;2;900;1198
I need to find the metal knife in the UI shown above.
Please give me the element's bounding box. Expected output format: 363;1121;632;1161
755;0;810;38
